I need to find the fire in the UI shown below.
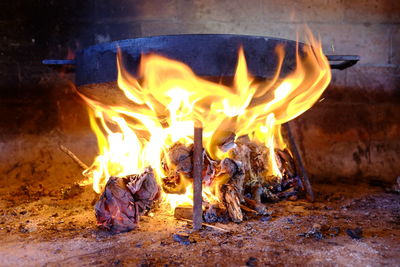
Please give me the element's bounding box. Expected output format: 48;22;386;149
79;32;331;212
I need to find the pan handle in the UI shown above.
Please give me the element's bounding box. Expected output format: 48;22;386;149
42;59;76;65
326;55;360;70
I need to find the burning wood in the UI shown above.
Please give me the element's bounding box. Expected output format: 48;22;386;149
95;168;160;233
221;184;243;222
76;32;333;231
91;133;308;232
229;136;269;187
162;135;305;224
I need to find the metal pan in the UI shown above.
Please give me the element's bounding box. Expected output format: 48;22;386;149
43;34;359;88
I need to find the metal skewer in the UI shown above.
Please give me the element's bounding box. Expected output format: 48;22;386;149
193;123;203;230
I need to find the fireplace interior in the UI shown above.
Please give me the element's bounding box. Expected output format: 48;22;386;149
0;1;399;266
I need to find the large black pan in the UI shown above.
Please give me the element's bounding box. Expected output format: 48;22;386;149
43;34;359;88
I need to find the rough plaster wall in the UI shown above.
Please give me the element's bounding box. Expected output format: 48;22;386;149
0;0;399;183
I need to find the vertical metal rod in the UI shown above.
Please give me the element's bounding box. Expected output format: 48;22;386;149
283;122;315;202
193;125;203;230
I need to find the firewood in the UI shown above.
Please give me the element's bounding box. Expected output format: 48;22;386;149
166;143;193;175
281;123;314;202
95;168;160;233
178;218;230;233
59;144;89;170
161;142;218;193
276;187;298;199
228;136;269;187
174;206;193;220
202;151;218;185
220;184;243;223
95;176;137;233
276;148;296;178
249;182;262;203
239;204;258;215
161;143;193;194
217;158;245;195
243;197;268;215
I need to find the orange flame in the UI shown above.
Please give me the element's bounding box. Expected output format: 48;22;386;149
79;31;331;212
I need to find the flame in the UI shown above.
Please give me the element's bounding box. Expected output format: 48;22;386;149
79;31;331;212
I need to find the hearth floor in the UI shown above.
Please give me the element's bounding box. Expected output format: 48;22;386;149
0;179;399;266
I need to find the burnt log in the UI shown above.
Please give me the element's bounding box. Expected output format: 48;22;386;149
161;143;193;194
216;158;245;194
221;184;243;223
174;205;193;220
276;148;297;179
281;123;315;202
229;136;269;187
243;197;268;215
95;168;160;233
161;142;218;193
166;143;193;175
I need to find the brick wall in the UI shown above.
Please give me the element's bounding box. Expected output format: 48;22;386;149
0;0;399;182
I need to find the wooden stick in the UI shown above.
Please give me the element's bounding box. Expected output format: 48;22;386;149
193;125;203;230
240;204;258;215
59;144;89;170
282;122;315;202
179;218;229;233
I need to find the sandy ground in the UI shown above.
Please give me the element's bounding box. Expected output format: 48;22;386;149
0;133;398;266
0;172;399;267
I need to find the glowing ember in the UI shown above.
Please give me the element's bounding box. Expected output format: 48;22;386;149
78;31;331;213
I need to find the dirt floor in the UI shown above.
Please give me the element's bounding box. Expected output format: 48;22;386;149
1;157;399;267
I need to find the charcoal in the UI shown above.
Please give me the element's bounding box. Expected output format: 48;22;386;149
260;216;271;222
346;227;363;239
172;234;191;245
300;224;342;240
328;226;340;237
204;205;218;223
246;257;258;267
299;223;324;240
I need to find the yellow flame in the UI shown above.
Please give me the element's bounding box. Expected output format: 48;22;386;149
79;31;331;212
